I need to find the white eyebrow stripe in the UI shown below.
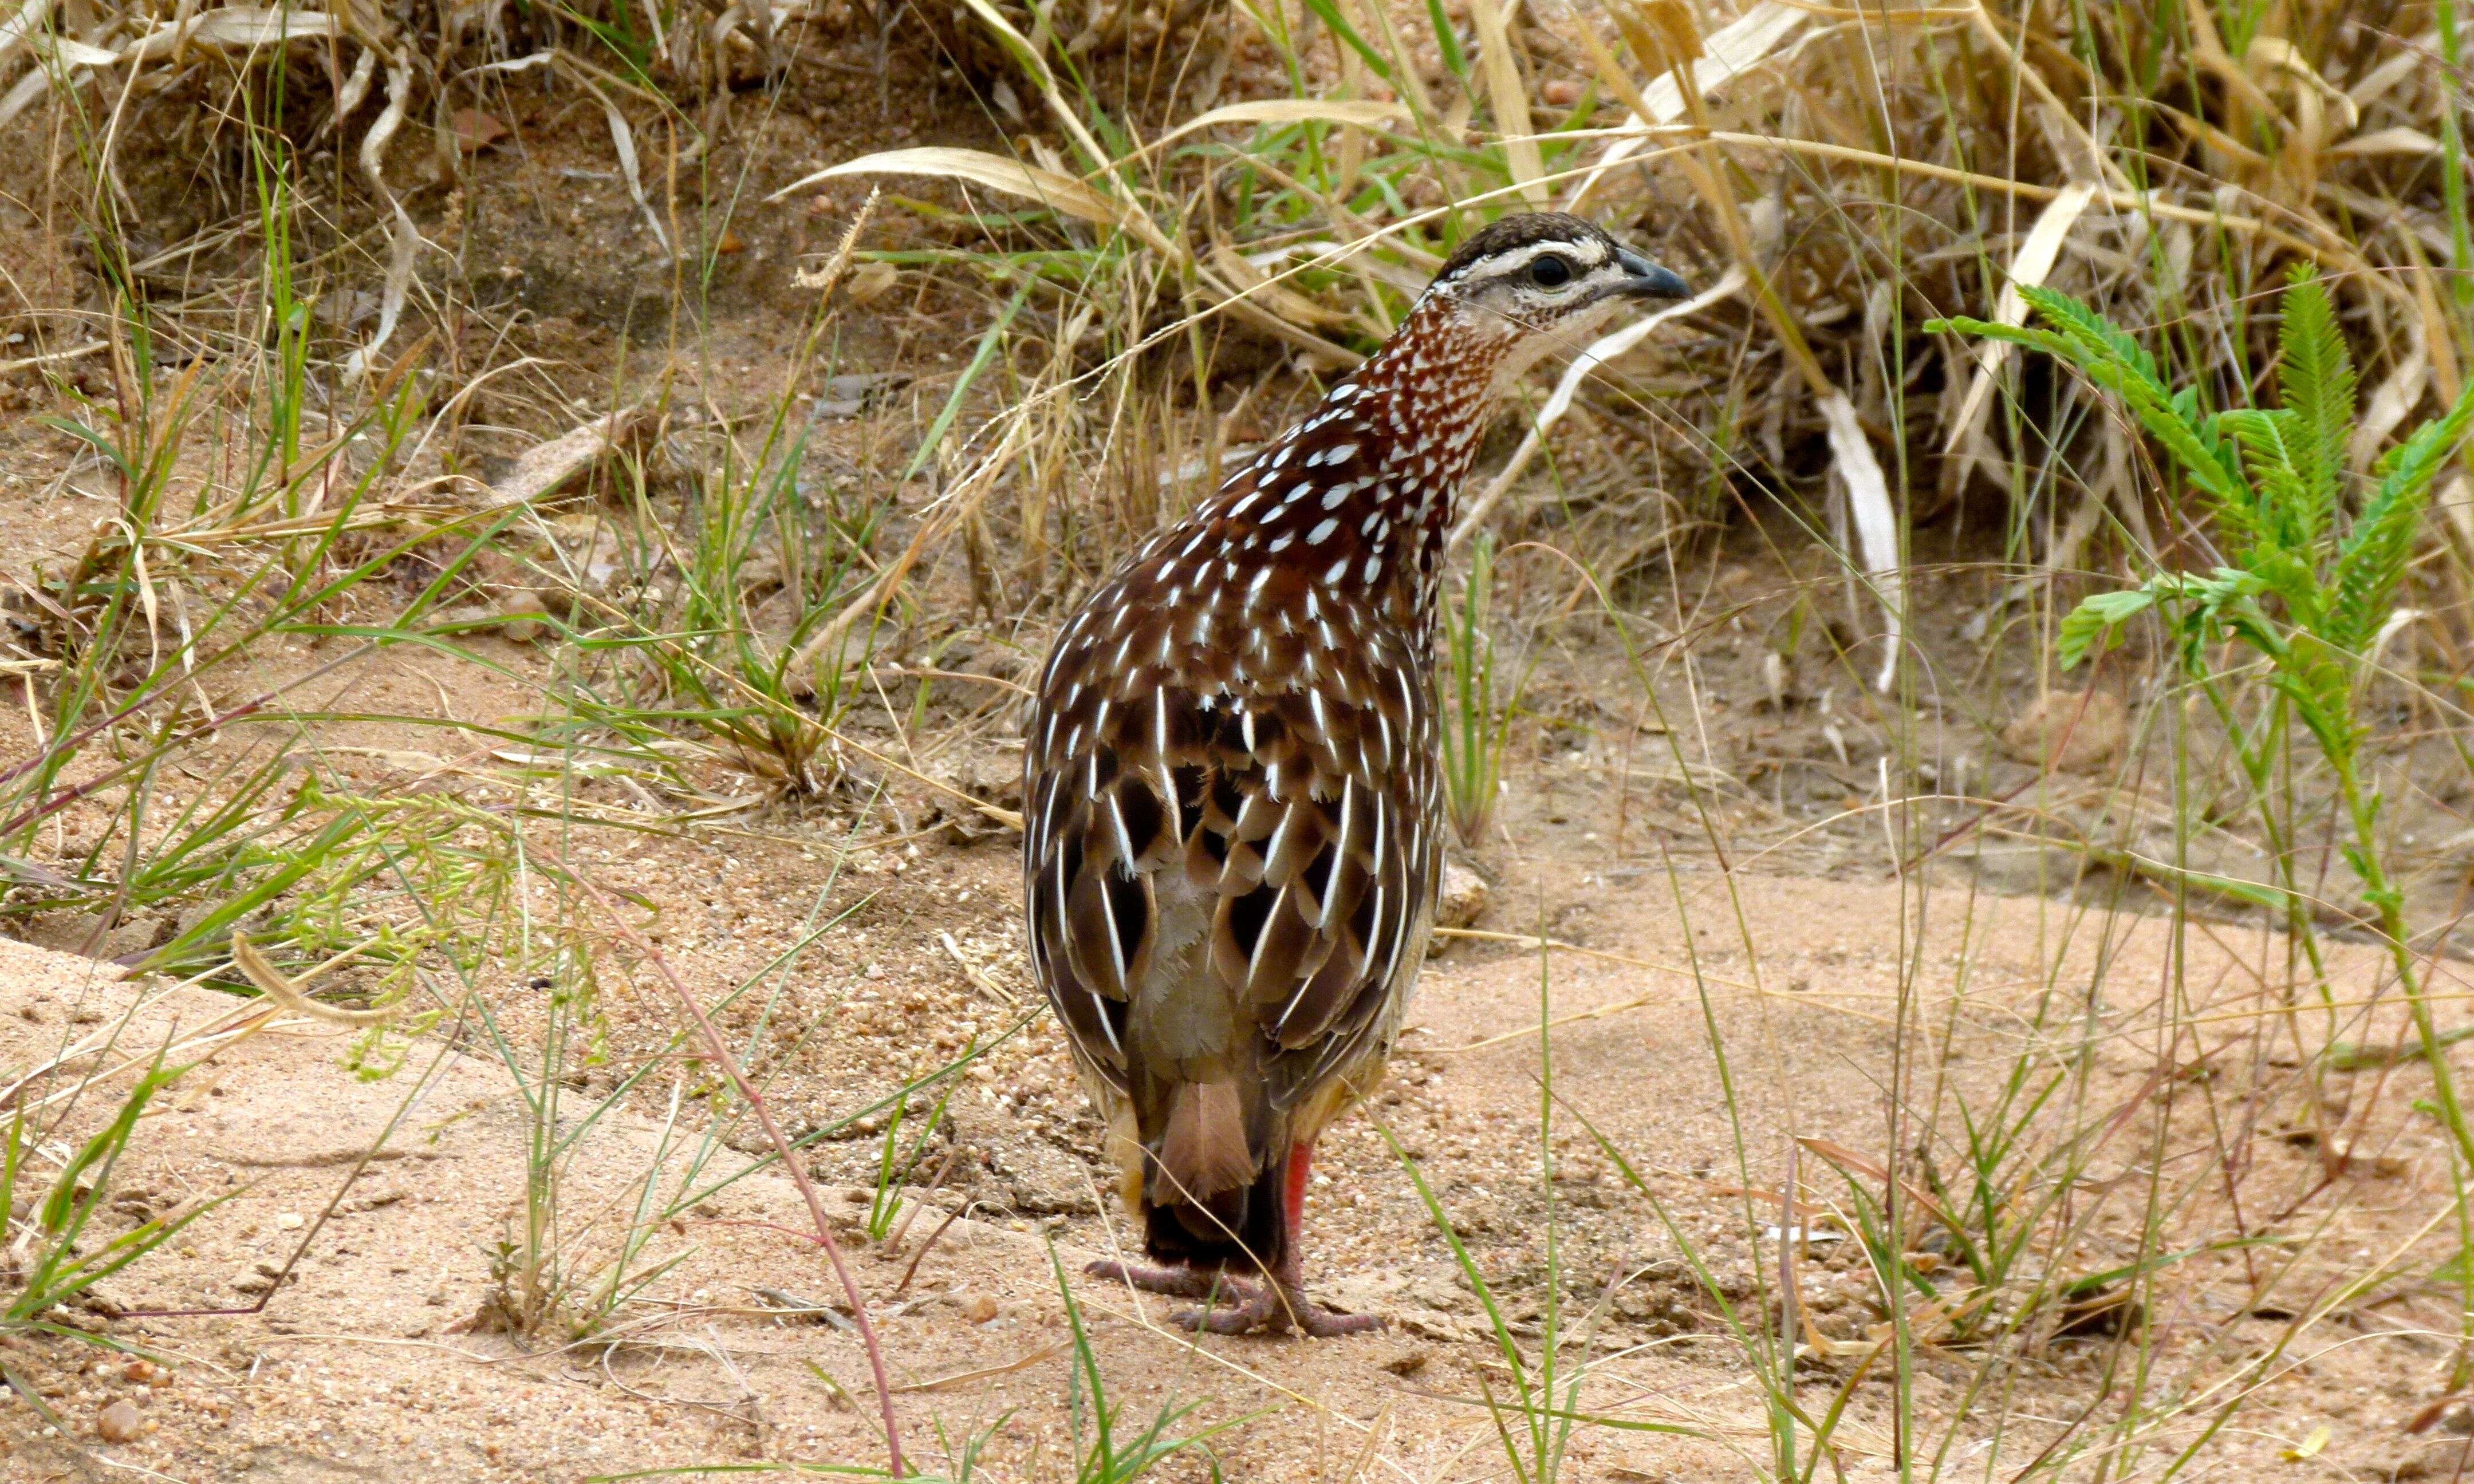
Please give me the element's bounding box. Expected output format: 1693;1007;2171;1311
1473;238;1608;281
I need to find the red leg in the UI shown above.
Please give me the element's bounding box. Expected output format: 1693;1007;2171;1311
1283;1139;1314;1237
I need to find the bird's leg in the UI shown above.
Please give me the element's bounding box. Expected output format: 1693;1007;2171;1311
1181;1142;1384;1338
1268;1141;1385;1336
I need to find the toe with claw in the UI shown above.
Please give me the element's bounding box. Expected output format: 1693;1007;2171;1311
1085;1258;1255;1305
1089;1257;1379;1337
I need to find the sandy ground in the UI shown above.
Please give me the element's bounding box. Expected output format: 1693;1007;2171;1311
4;844;2469;1481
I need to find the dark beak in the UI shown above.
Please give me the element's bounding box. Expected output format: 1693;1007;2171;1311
1614;248;1692;301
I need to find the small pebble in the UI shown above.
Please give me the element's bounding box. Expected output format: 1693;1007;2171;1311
275;1213;303;1231
1436;862;1489;929
2000;689;2126;773
97;1398;141;1443
962;1294;998;1324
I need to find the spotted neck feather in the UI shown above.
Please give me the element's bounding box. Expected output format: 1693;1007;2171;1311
1148;297;1514;646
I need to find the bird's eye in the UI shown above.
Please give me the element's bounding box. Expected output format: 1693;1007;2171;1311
1528;254;1574;289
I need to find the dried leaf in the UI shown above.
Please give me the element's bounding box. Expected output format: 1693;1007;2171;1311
491;402;654;506
1633;0;1704;69
42;35;119;65
2439;472;2474;558
1816;391;1904;692
2328;125;2441;157
1565;2;1807;207
2278;1425;2330;1462
2351;342;2430;472
1464;0;1542;205
0;0;56;72
770;148;1145;246
342;58;417;384
588;85;669;255
329;41;375;131
0;65;47;131
1941;181;2099;471
2407;1394;2472;1435
1139;97;1408;158
156;6;341;48
843;261;900;305
450;107;508;153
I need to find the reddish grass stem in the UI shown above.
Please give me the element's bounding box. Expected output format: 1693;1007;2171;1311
564;866;907;1478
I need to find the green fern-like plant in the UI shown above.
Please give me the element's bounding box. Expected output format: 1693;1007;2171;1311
1929;265;2474;1205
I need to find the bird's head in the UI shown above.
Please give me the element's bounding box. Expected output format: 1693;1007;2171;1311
1413;211;1691;390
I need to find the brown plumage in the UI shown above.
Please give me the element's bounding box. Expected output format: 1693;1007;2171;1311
1025;213;1690;1335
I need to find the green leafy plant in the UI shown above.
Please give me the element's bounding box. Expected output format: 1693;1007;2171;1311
1929;266;2474;1208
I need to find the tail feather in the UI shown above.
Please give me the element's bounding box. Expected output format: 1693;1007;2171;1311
1139;1079;1289;1272
1143;1144;1291;1274
1158;1081;1254;1199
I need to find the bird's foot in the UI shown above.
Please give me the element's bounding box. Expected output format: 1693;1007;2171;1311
1086;1258;1380;1337
1179;1280;1383;1337
1289;1300;1385;1338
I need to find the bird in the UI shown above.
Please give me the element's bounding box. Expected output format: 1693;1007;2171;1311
1022;212;1691;1335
